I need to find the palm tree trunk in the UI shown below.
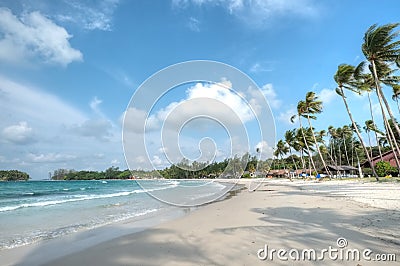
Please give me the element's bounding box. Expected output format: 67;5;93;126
375;87;400;170
288;148;298;171
299;149;305;169
306;115;332;178
383;115;400;169
367;92;383;160
367;131;373;158
338;87;379;180
343;137;351;165
371;60;400;140
396;98;400;114
299;118;317;174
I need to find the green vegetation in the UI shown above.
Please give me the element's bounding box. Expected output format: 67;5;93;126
0;170;30;181
51;154;260;180
375;161;398;177
52;167;140;180
274;23;400;179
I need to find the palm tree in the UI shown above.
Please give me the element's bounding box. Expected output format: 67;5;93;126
341;125;354;165
362;23;400;139
301;92;332;178
291;101;318;174
293;128;307;169
334;64;379;179
355;61;398;162
392;85;400;113
328;126;338;165
284;129;299;172
274;140;289;170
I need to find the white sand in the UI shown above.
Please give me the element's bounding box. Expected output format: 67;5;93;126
2;179;399;266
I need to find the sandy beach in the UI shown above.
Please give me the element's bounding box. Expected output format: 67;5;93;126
2;179;400;266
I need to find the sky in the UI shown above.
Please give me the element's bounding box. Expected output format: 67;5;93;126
0;0;399;179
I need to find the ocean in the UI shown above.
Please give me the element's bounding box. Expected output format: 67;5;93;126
0;179;234;250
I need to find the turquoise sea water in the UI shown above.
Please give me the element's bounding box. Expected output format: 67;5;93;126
0;179;230;250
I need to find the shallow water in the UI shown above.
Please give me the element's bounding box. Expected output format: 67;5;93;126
0;179;229;249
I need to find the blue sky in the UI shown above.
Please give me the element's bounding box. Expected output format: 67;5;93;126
0;0;399;179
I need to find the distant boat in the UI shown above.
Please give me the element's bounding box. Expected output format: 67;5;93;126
101;181;108;184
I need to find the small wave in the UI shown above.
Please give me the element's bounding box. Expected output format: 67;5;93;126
0;208;160;250
0;184;177;213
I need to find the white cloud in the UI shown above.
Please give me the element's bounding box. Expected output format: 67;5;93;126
0;76;125;179
145;82;256;135
187;17;200;32
2;121;36;145
0;76;86;125
28;153;77;163
259;83;281;109
277;107;297;125
122;79;275;170
0;8;83;66
125;81;257;135
90;97;103;113
61;0;119;31
317;88;337;104
255;140;273;160
151;155;163;167
249;62;274;73
173;0;319;27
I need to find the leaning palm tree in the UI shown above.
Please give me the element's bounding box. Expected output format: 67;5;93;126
291;101;318;174
362;23;400;139
355;61;399;162
334;64;379;179
303;91;332;178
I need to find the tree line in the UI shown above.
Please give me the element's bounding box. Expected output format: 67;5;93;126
51;154;259;180
0;170;30;181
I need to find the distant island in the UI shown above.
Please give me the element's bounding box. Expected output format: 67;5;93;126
0;170;30;181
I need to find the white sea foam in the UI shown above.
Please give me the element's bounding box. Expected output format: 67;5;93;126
0;182;178;213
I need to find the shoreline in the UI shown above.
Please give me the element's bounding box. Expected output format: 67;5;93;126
2;179;400;265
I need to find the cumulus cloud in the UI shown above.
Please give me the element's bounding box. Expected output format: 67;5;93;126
124;81;258;135
259;83;281;109
0;8;83;66
122;78;275;170
2;121;36;145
